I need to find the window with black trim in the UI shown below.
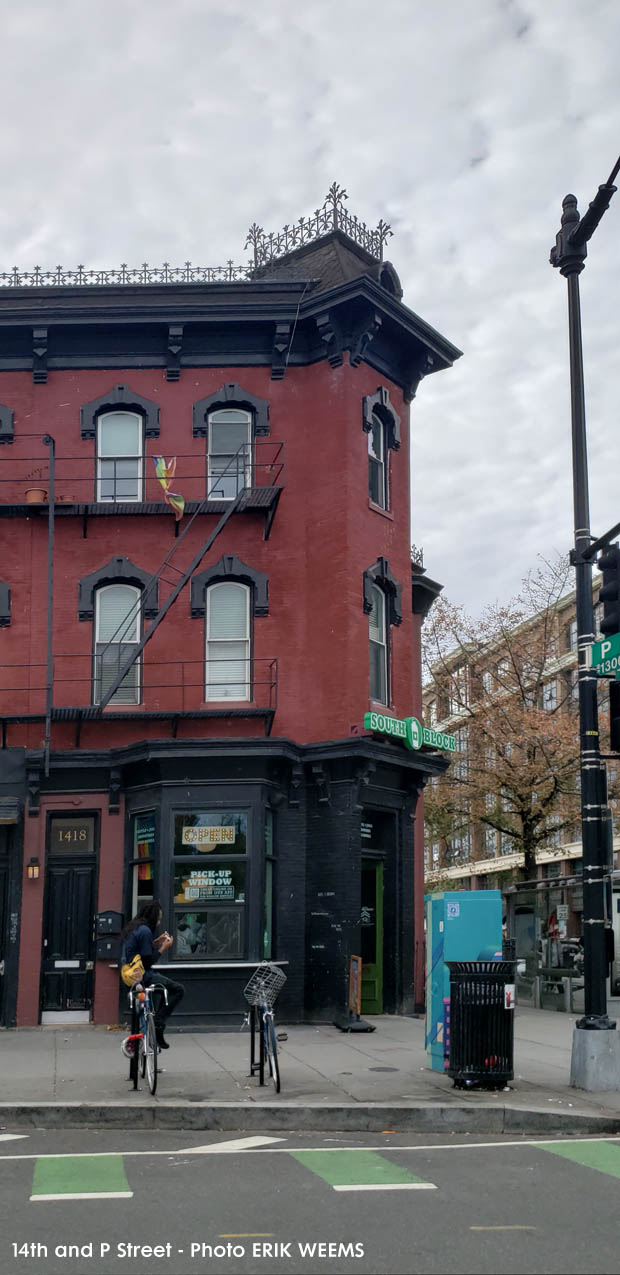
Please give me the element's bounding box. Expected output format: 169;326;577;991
368;409;388;508
363;557;402;707
369;583;388;703
206;581;250;701
172;810;248;960
97;411;143;502
193;383;269;502
81;384;160;502
362;387;401;513
208;408;251;500
93;583;141;705
190;554;269;703
129;811;156;917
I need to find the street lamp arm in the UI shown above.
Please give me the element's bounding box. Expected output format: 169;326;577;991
550;159;620;273
569;181;617;249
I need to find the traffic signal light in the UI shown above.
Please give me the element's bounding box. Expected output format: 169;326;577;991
610;680;620;753
598;543;620;636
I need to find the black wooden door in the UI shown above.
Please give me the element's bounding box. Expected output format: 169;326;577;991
41;860;96;1011
0;858;7;1024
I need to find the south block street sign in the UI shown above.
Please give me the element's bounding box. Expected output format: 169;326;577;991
587;632;620;677
363;711;457;753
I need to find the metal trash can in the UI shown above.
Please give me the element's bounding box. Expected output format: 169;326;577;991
446;960;516;1090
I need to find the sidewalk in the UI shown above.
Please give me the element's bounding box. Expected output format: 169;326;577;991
2;1006;620;1135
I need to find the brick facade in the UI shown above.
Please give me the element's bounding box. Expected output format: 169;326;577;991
0;223;459;1027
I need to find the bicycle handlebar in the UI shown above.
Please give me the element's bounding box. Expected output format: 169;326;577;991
128;983;168;1007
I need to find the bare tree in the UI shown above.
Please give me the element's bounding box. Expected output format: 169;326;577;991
423;556;587;880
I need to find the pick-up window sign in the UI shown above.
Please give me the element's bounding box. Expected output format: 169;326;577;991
363;711;457;753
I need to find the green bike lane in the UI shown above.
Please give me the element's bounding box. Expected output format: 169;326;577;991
3;1132;620;1274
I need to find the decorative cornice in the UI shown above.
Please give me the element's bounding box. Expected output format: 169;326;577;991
411;566;443;620
32;327;47;384
271;322;292;380
311;762;331;805
350;308;382;368
315;310;343;367
108;768;122;815
405;351;437;404
166;324;184;381
353;758;377;809
27;765;41;816
288;762;304;808
80;384;160;441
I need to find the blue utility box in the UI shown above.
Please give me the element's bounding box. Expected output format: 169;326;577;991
425;890;503;1072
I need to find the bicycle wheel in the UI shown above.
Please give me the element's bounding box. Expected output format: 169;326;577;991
129;1001;139;1090
264;1012;280;1094
144;1012;158;1095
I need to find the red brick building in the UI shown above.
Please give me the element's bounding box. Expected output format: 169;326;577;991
0;189;460;1027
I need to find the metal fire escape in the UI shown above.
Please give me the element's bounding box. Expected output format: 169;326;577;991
14;441;281;775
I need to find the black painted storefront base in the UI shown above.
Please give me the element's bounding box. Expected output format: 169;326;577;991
20;735;448;1028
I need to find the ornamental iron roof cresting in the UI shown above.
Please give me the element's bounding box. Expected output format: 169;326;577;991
0;185;393;289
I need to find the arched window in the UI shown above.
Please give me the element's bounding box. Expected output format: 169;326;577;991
207;408;252;500
94;584;141;704
206;582;250;701
97;411;142;502
368;409;388;509
369;583;388;704
362;387;401;512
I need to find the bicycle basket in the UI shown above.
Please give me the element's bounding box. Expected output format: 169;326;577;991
243;963;287;1008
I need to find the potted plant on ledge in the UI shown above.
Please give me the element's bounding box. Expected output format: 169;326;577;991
25;468;48;503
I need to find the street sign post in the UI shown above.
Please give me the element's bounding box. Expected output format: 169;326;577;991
587;632;620;677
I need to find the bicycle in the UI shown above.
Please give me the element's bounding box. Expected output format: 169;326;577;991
242;962;287;1094
121;982;167;1095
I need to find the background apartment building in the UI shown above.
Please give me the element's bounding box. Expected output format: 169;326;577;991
421;572;620;975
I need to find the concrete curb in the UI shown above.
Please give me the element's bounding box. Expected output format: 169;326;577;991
1;1102;619;1135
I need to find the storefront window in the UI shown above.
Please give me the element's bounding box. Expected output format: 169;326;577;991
130;811;156;917
173;811;246;855
173;862;246;904
172;811;247;960
174;909;243;958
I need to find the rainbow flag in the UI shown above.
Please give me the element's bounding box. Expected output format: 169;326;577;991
154;456;185;520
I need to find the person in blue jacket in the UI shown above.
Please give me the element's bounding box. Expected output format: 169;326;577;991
121;900;184;1049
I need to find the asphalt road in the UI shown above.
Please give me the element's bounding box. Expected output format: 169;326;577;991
1;1129;620;1275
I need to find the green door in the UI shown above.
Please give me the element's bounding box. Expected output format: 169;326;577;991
361;860;383;1014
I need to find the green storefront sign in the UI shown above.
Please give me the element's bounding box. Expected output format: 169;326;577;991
363;711;457;753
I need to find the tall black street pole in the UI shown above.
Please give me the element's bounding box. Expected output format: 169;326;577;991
550;161;620;1031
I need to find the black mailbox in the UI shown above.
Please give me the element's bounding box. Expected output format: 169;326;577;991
96;936;121;961
96;910;123;936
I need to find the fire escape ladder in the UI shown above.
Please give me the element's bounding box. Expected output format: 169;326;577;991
96;488;244;711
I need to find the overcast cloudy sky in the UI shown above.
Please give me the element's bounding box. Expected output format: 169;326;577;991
1;0;618;615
